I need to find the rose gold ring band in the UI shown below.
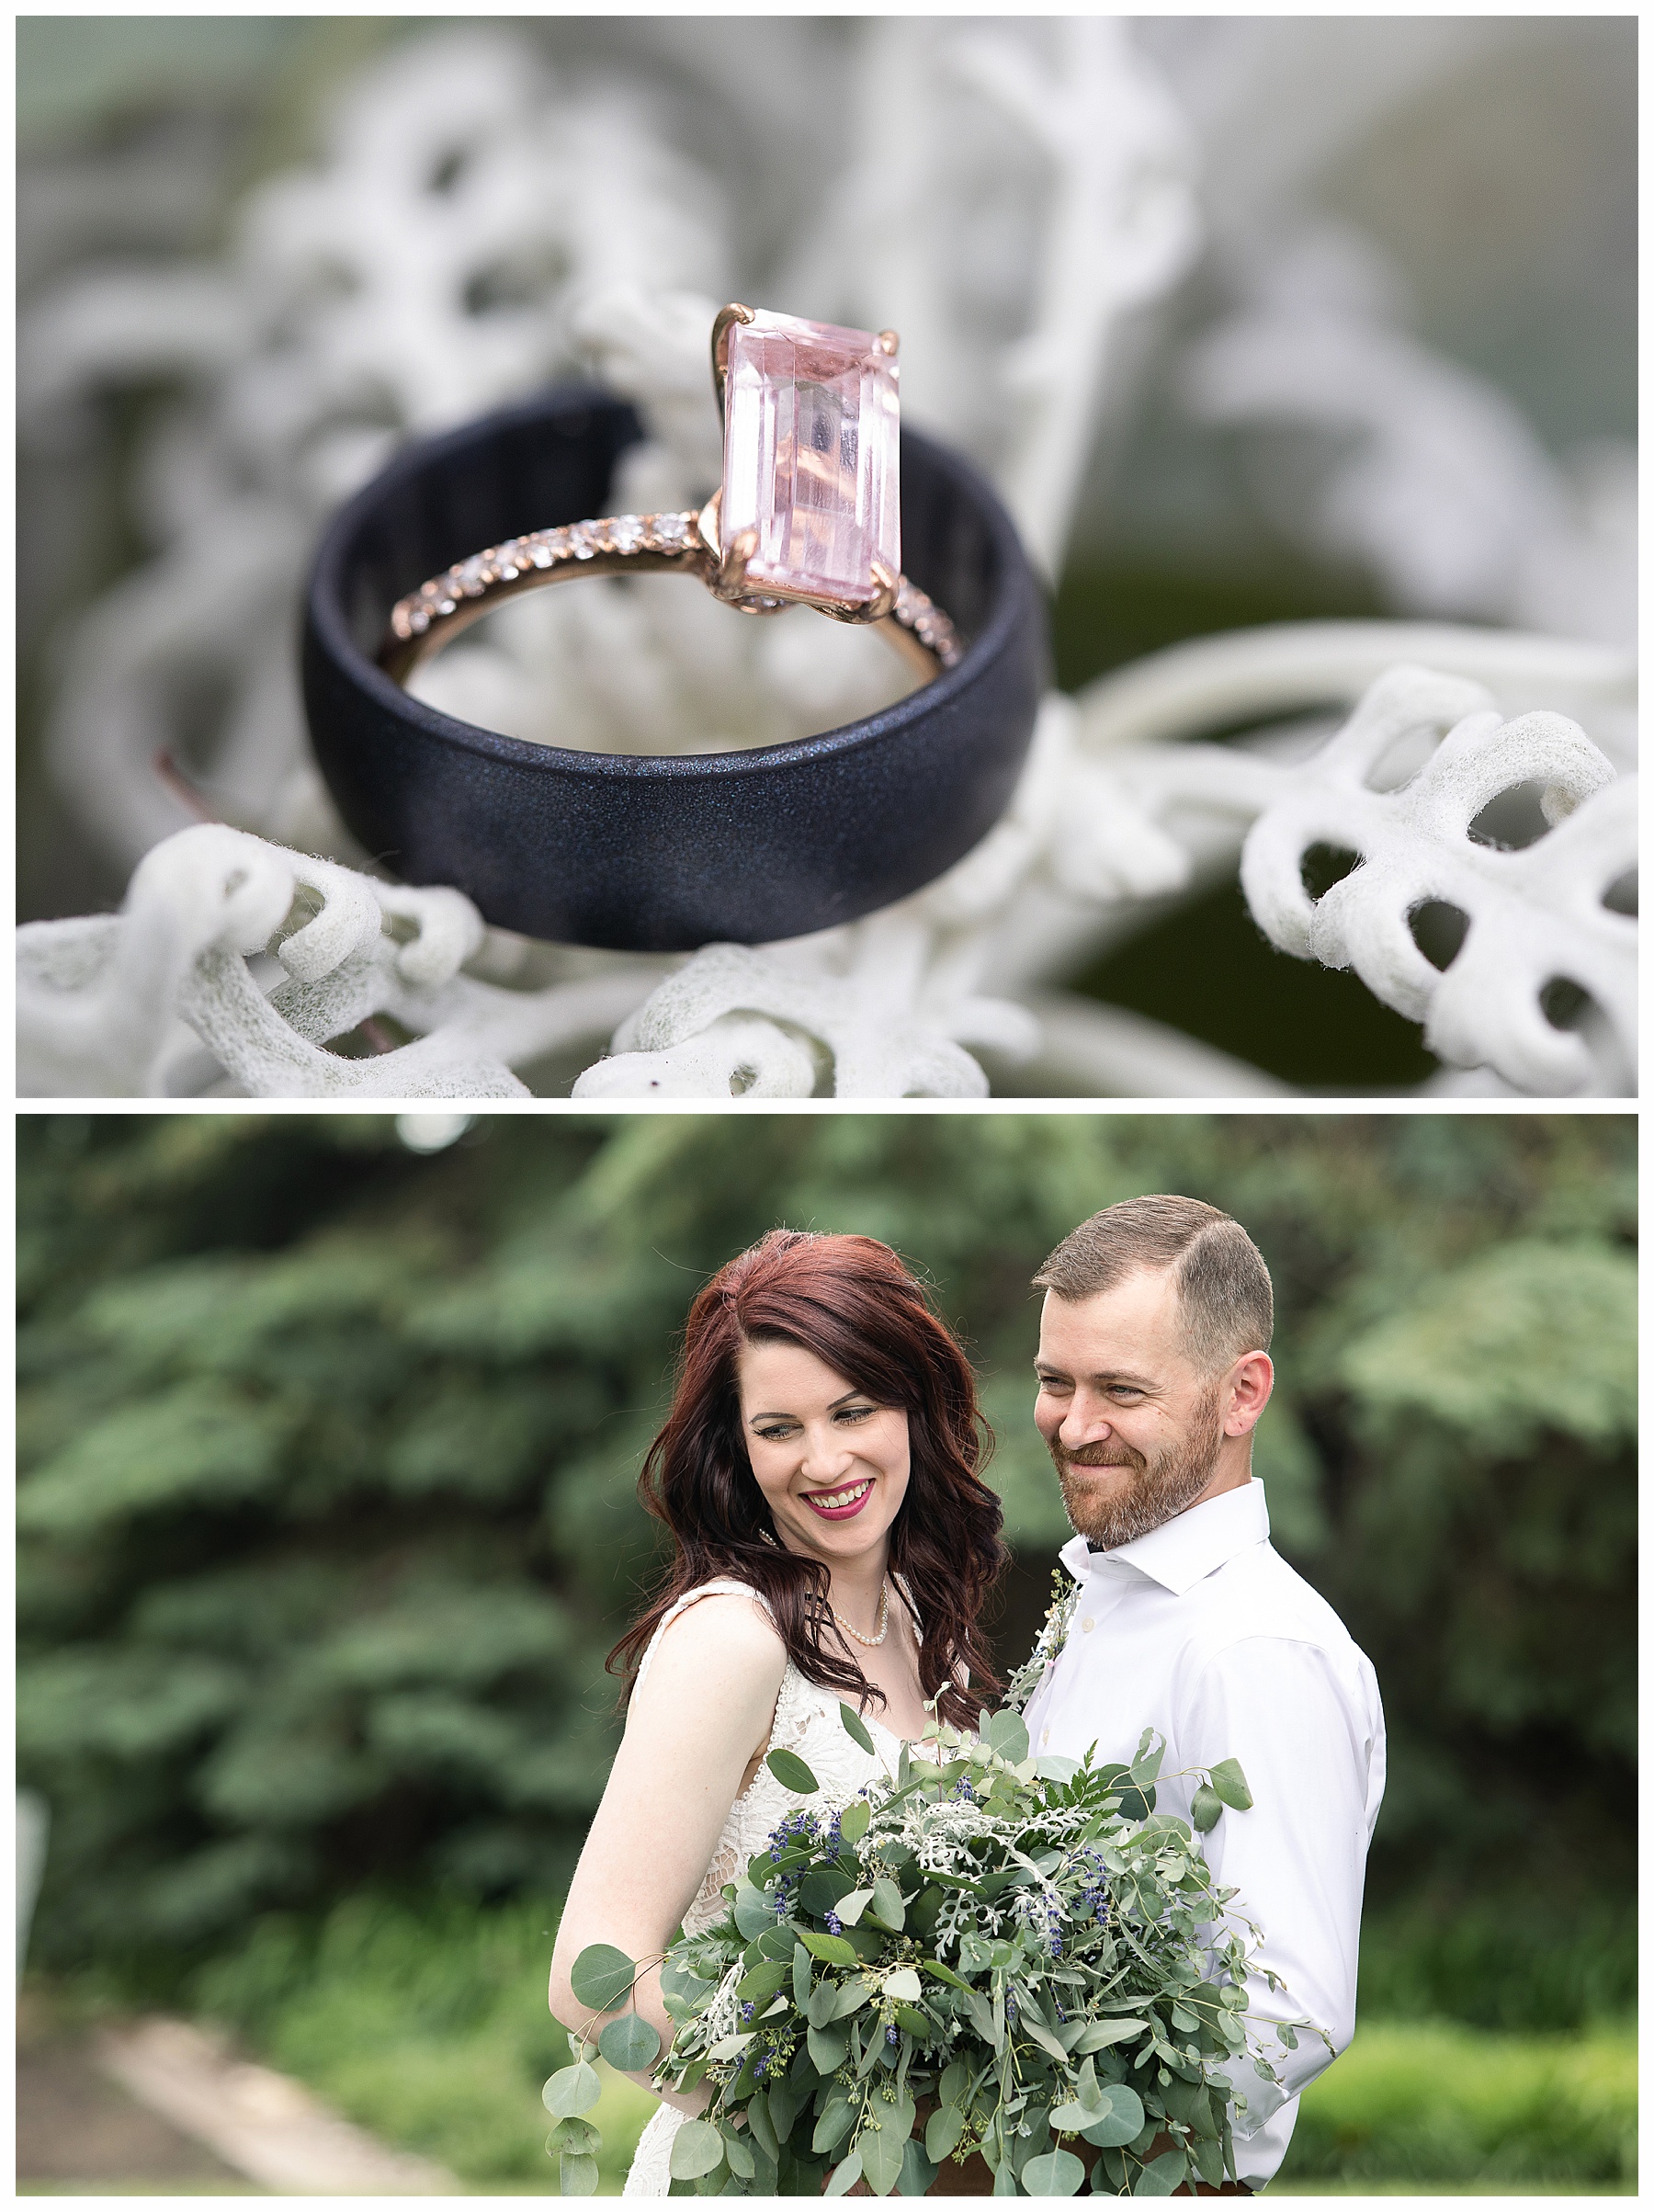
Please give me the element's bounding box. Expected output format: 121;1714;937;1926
377;509;962;687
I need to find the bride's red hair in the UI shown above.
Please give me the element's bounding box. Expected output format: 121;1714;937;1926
609;1230;1006;1730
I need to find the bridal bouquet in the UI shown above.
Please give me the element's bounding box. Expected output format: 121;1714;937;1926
548;1707;1302;2196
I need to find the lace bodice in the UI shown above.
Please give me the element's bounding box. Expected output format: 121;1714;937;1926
622;1578;906;2195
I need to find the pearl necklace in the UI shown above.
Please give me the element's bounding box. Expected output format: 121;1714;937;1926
830;1576;890;1648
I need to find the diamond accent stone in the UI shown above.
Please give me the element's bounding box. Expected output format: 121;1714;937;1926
609;516;644;555
721;310;899;606
653;512;689;546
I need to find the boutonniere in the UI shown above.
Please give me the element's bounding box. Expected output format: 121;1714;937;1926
1001;1567;1082;1715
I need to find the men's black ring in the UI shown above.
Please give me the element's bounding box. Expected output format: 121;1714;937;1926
302;385;1047;953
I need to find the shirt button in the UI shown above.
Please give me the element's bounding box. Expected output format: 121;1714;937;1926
1081;1616;1095;1633
1041;1728;1050;1746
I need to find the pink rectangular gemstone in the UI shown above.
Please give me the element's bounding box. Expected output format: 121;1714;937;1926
721;310;900;606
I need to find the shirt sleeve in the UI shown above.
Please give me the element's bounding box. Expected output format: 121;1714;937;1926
1175;1634;1377;2144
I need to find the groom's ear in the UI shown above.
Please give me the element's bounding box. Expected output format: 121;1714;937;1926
1222;1350;1274;1436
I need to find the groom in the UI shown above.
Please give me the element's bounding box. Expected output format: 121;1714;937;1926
1021;1196;1385;2194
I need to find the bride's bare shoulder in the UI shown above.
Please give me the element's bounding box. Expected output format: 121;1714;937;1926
634;1589;787;1711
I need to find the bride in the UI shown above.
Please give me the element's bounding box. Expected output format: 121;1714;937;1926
548;1228;1007;2195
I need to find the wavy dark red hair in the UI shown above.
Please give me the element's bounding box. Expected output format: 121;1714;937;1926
609;1230;1006;1730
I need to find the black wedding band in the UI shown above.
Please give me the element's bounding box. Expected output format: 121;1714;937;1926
301;385;1047;952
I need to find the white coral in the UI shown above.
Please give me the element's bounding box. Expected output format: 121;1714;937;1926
17;825;660;1099
17;23;1637;1100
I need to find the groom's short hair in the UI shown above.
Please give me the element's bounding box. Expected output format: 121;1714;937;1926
1033;1196;1274;1374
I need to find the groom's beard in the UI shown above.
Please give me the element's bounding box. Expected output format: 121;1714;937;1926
1050;1379;1227;1551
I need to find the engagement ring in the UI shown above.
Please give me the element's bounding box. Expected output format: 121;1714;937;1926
379;307;961;685
303;318;1044;952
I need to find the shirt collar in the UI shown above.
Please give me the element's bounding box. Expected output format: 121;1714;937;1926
1059;1480;1271;1597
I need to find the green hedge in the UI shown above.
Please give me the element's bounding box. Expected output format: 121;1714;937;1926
18;1115;1635;1988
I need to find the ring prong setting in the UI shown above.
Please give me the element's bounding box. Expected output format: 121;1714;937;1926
718;526;759;599
711;301;758;418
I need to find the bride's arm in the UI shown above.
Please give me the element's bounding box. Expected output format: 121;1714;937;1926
549;1594;787;2115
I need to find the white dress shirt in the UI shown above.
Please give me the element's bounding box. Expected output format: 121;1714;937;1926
1022;1480;1385;2189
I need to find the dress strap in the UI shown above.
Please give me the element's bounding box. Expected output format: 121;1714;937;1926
633;1580;775;1696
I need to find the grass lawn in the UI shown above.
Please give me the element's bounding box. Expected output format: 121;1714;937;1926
1277;2020;1636;2193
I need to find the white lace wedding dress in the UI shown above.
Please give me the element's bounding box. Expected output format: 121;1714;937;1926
621;1578;908;2197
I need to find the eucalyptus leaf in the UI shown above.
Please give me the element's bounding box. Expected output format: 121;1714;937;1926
813;2094;856;2157
860;2116;908;2197
808;2022;850;2073
1190;1783;1223;1832
766;1747;820;1795
939;2059;970;2108
737;1959;791;2003
800;1870;856;1920
868;1877;906;1932
544;2116;599;2154
926;2102;966;2161
881;1966;922;2002
834;1886;875;1927
824;2151;865;2196
559;2150;599;2195
598;2012;662;2071
1022;2148;1086;2195
668;2119;727;2182
800;1929;859;1966
569;1942;636;2013
918;1957;969;1990
723;2129;756;2181
986;1709;1030;1764
747;2093;780;2163
1135;2146;1189;2195
1018;2011;1070;2062
841;1702;878;1754
1190;2130;1227;2188
1080;2083;1146;2147
839;1798;871;1844
733;1886;776;1941
1207;1757;1253;1811
767;2079;805;2144
541;2063;601;2119
898;2137;939;2195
